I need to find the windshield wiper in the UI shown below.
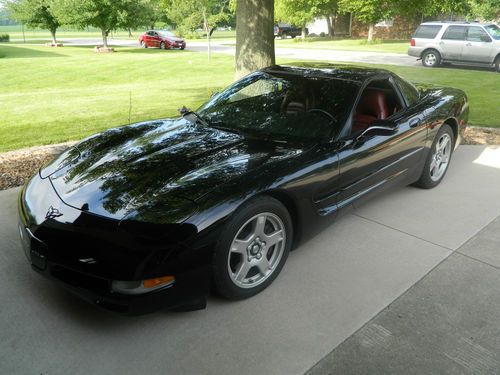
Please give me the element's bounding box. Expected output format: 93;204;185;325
181;109;209;127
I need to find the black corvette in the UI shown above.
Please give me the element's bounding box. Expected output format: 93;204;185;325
18;64;468;314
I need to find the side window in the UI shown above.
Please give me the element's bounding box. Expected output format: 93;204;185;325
441;26;467;41
394;76;419;107
467;27;491;42
413;25;442;39
147;31;154;36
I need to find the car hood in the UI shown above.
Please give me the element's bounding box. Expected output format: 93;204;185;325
44;118;303;221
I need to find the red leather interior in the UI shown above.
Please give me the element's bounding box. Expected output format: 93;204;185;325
352;89;389;134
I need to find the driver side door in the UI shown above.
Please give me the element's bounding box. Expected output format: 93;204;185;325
336;84;429;211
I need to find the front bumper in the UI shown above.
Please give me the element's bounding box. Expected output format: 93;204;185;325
18;174;210;315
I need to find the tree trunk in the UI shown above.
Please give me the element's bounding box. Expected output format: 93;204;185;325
128;28;132;37
331;11;337;37
367;23;374;42
301;26;307;39
50;28;57;44
235;0;275;80
326;16;333;37
101;28;108;48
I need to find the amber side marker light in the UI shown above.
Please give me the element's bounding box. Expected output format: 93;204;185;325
112;276;176;295
143;276;176;288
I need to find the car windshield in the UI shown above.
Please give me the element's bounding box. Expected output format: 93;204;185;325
158;31;174;37
484;25;500;40
197;71;359;143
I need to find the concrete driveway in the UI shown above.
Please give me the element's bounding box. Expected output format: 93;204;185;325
1;145;500;374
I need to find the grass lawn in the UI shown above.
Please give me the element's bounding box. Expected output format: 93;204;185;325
275;37;410;54
0;44;499;153
0;26;236;43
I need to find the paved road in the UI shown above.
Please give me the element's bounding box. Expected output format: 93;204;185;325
1;145;500;374
14;37;419;67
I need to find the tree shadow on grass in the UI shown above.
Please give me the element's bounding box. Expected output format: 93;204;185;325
0;44;65;59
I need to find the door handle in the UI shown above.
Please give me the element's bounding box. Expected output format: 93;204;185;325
466;43;472;46
409;118;421;128
439;41;444;45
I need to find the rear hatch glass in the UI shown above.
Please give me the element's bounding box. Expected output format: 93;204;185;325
414;25;442;39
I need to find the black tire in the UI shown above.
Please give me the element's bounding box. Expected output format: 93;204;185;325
281;33;288;39
212;196;292;300
495;56;500;73
414;124;454;189
140;40;147;48
160;41;165;50
422;49;441;68
180;46;185;50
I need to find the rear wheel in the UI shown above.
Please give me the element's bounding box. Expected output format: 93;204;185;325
495;56;500;73
415;124;454;189
212;196;292;300
422;49;441;67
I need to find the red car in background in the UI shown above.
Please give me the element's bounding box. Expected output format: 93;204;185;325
139;30;186;50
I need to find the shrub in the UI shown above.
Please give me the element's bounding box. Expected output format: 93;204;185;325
319;32;326;37
0;34;10;42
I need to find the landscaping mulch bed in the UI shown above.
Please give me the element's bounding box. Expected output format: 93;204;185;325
0;142;76;191
1;126;499;191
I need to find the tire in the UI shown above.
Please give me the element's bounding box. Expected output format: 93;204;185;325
281;33;288;39
160;42;165;50
414;124;454;189
140;40;147;48
212;196;292;300
180;46;185;50
422;49;441;67
495;56;500;73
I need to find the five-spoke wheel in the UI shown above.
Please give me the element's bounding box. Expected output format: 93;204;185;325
213;197;292;299
415;124;454;189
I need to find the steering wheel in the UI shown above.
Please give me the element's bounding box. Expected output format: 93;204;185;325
307;108;336;123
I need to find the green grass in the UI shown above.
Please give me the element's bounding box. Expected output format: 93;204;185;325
0;44;234;152
275;37;409;54
0;26;236;42
0;44;498;152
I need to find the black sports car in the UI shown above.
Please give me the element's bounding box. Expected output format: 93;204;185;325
18;63;468;314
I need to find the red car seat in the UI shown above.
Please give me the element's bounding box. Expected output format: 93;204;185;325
352;89;389;134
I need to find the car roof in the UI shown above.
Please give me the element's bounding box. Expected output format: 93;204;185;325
420;21;495;27
262;63;392;83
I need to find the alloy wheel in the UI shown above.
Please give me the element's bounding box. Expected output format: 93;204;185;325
430;133;451;182
227;212;286;289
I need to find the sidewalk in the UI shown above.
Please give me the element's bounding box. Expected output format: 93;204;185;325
309;215;500;374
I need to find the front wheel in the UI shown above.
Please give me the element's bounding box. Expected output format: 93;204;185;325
495;56;500;73
212;196;292;300
414;124;454;189
140;40;147;48
160;41;166;50
422;50;441;67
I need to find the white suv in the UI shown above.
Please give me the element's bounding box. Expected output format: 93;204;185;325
408;22;500;72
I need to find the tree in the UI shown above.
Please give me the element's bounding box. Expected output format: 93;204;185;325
276;0;340;38
235;0;275;79
120;0;162;36
468;0;500;21
3;0;60;44
53;0;133;48
338;0;393;41
161;0;231;36
275;0;317;38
